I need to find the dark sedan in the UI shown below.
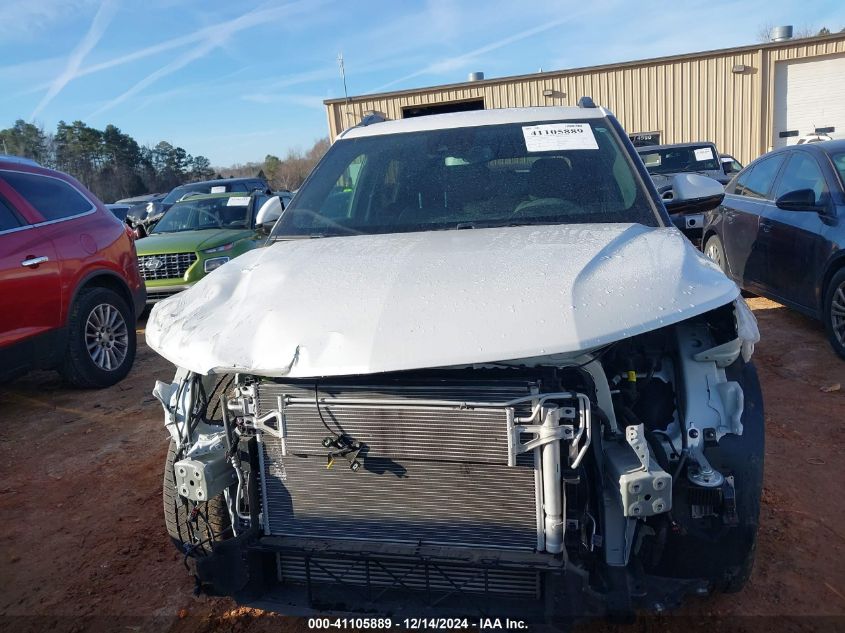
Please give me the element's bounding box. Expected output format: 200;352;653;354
702;140;845;358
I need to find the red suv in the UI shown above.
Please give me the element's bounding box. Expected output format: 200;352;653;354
0;156;145;387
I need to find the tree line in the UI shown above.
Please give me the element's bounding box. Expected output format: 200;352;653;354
0;119;216;203
216;137;331;192
1;118;331;202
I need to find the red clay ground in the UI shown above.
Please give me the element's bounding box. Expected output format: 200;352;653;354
0;297;843;633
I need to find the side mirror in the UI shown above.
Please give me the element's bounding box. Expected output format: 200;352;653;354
775;189;822;212
663;173;725;214
255;196;283;232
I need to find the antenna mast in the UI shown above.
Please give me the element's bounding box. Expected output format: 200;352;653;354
337;53;350;104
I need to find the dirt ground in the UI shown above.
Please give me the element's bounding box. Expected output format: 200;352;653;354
1;297;843;633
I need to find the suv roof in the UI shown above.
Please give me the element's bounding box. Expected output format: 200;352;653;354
174;191;258;202
340;106;611;139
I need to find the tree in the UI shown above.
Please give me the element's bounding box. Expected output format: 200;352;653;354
0;120;49;164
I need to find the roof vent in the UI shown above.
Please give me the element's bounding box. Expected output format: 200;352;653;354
771;25;793;41
468;71;484;82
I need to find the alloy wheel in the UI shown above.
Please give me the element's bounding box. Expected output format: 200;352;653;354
705;240;723;269
84;303;129;371
832;282;845;346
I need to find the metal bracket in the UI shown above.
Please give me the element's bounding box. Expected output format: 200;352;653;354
244;395;287;453
686;442;725;488
626;424;650;472
506;406;575;467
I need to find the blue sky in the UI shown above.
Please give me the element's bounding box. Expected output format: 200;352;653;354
1;0;843;165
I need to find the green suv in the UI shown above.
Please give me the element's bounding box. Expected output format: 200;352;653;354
135;191;284;303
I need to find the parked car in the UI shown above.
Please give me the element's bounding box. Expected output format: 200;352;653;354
0;156;144;386
636;142;728;242
144;177;269;225
114;193;165;223
135;190;284;304
795;132;843;145
105;203;132;221
703;140;845;359
147;103;763;624
720;153;743;176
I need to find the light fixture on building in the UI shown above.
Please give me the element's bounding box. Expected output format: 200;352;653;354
732;64;749;74
542;89;554;97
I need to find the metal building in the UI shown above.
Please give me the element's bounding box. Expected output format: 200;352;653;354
324;33;845;165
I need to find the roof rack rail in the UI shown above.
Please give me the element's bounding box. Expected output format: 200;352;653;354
0;154;40;166
577;96;597;109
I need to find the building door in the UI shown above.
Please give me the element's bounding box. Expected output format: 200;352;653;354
773;53;845;147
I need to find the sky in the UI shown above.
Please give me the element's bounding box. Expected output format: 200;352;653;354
1;0;844;166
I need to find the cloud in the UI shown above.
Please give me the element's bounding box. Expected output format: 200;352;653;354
29;0;119;121
86;0;323;120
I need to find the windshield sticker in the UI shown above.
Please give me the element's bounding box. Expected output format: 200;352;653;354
522;123;599;152
210;186;227;193
694;147;714;161
226;196;250;206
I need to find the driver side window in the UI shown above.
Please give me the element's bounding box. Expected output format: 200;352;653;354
774;153;828;207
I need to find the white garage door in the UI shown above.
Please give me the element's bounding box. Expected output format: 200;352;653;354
773;53;845;148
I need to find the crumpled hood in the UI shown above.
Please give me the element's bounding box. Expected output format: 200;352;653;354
145;223;739;377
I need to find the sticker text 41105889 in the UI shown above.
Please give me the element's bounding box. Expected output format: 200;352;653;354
522;123;599;152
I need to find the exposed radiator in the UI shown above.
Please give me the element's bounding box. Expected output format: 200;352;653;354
255;379;543;551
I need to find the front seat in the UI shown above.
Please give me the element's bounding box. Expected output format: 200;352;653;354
514;158;579;216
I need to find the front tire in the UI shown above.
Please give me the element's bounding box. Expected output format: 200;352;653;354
649;357;764;593
60;287;136;388
823;269;845;360
704;235;727;275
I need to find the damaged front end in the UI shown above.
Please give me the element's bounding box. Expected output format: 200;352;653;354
155;297;762;625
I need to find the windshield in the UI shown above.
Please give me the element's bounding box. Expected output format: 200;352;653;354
151;196;252;234
272;119;658;239
638;145;721;175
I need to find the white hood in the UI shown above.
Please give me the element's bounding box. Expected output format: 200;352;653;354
145;224;739;377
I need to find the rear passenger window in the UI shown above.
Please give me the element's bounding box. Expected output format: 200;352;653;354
0;171;93;221
735;155;785;199
0;197;24;231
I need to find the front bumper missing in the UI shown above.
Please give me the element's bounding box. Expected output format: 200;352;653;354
194;534;710;623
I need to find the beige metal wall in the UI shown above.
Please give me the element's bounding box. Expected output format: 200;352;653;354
325;35;845;166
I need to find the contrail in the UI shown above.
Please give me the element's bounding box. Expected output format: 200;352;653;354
88;0;321;119
29;0;119;121
372;13;586;93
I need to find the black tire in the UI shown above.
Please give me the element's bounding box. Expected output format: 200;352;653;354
704;234;727;274
650;357;764;593
823;268;845;360
60;287;136;388
163;438;231;554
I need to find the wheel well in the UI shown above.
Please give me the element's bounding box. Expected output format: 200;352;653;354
821;257;845;312
72;273;135;319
